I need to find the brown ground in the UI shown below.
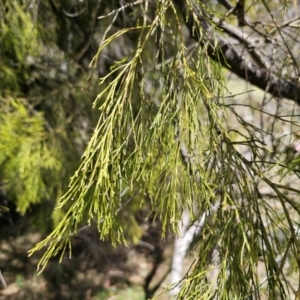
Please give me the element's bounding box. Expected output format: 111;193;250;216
0;222;173;300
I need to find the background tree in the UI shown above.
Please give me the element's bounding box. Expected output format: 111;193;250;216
2;0;300;299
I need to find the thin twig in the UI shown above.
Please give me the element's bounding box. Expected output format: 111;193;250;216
63;8;86;17
98;0;145;19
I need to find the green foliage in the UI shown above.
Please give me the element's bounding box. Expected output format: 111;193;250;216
30;0;225;269
0;97;61;214
0;204;9;214
0;1;41;93
15;274;26;288
1;0;300;299
0;0;144;236
1;1;41;62
96;285;144;300
27;3;300;299
0;0;100;227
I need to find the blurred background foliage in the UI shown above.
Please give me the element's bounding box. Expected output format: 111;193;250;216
0;0;121;230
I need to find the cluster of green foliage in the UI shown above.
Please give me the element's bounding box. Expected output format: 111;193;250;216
31;0;225;261
2;0;300;299
0;0;102;227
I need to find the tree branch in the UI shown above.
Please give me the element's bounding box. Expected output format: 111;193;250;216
217;0;233;11
174;0;300;105
209;39;300;103
215;18;267;68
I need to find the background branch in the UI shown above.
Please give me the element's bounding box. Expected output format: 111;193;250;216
174;0;300;104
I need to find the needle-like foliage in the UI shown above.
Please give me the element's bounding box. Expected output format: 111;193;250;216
13;0;300;298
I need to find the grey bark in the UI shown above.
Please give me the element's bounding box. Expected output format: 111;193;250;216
173;0;300;105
